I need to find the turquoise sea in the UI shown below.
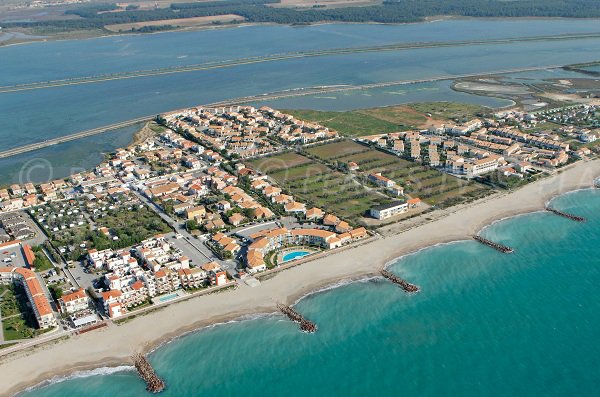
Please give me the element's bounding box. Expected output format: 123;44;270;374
21;188;600;396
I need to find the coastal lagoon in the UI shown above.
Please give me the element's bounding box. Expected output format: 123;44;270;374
22;189;600;396
2;19;600;183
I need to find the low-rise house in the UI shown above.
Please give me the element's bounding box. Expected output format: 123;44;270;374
228;213;245;226
349;227;368;240
387;186;404;197
335;221;351;233
306;207;324;221
253;206;274;219
284;201;306;214
185;206;206;221
322;213;340;227
407;198;421;208
368;173;395;188
263;185;282;198
348;162;359;171
370;201;408;220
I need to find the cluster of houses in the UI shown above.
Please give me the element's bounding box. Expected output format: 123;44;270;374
532;104;599;128
163;106;338;158
244;224;368;273
0;212;35;242
0;179;72;213
88;235;228;318
358;112;583;178
4;102;592;332
58;288;98;328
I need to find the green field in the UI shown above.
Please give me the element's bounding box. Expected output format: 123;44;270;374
0;284;41;340
360;106;428;127
250;152;388;222
32;246;54;272
247;152;313;173
311;142;491;208
285;109;401;137
0;286;20;318
305;140;369;161
407;102;488;122
285;102;486;137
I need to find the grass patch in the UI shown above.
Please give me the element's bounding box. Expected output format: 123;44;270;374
305;140;368;160
359;106;428;128
0;286;20;318
407;102;487;122
252;152;388;222
311;144;491;208
32;246;54;272
0;284;46;340
521;121;561;133
284;109;400;137
268;163;331;184
286;102;487;138
248;152;313;173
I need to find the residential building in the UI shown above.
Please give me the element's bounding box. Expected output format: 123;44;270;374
370;201;408;220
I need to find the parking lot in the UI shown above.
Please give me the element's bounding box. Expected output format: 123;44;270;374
0;245;26;268
165;232;238;273
0;210;47;247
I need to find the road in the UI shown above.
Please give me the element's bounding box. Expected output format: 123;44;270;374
0;118;148;159
129;189;235;272
0;32;596;94
0;292;5;343
0;327;69;357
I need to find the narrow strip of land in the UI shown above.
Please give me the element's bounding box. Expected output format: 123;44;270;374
1;32;599;94
0;64;564;160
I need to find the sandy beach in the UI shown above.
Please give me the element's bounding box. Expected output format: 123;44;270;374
1;159;599;396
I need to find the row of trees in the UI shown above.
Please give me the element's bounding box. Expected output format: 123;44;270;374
8;0;600;31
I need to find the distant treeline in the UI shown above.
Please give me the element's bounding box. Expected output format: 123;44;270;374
130;25;176;33
5;0;600;31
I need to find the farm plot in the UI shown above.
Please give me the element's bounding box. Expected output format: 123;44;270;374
250;152;388;222
305;140;368;161
248;152;313;174
334;146;491;207
285;172;389;222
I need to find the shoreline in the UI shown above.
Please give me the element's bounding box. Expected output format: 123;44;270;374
3;158;599;397
3;16;600;48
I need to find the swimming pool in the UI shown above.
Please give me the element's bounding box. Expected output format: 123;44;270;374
282;250;310;262
157;293;179;303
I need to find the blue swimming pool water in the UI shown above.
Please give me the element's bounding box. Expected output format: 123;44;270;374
282;251;310;262
157;293;179;303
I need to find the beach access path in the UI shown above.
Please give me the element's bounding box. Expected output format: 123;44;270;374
0;158;599;396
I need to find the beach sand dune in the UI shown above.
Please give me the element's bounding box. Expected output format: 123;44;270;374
1;159;598;396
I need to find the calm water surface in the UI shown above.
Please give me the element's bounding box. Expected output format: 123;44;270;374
1;19;600;183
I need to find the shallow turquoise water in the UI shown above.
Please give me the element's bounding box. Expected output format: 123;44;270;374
21;188;600;396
